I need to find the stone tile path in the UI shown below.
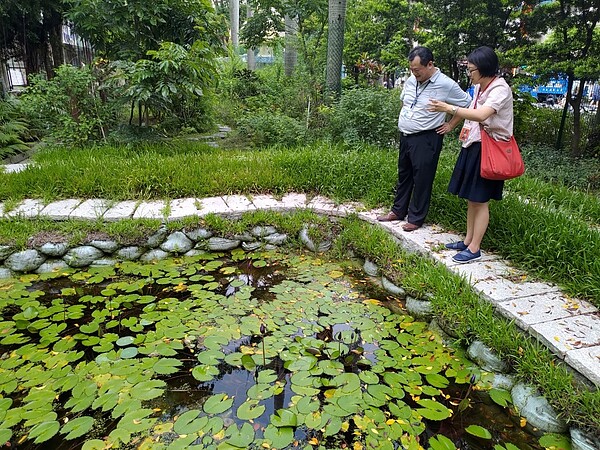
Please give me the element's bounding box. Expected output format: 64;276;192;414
0;191;598;387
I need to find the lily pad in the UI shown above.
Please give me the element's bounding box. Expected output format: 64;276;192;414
203;393;234;415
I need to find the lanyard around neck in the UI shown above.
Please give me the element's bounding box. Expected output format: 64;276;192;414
411;80;431;108
474;76;497;109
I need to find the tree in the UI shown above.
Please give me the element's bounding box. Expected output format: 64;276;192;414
511;0;600;156
0;0;67;80
66;0;227;61
325;0;347;96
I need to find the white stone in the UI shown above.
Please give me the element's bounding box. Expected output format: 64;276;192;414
103;201;137;220
280;192;307;209
0;203;4;217
222;195;256;213
70;199;111;219
248;194;282;210
169;198;202;219
39;199;82;220
133;201;167;219
6;199;45;218
196;196;230;216
3;163;29;173
530;314;600;358
565;346;600;387
496;293;597;330
306;196;337;215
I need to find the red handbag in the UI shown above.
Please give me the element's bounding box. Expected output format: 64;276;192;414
480;129;525;180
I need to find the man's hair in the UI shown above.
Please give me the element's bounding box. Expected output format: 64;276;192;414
408;46;434;66
467;46;498;78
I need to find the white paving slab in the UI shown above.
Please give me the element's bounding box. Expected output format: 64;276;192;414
565;346;600;387
2;163;29;174
280;193;307;209
248;194;283;210
70;199;111;220
530;313;600;357
196;196;230;216
133;201;167;219
103;201;138;220
222;195;256;213
306;195;337;214
5;199;45;217
39;199;82;220
0;203;4;217
496;292;598;330
168;198;202;219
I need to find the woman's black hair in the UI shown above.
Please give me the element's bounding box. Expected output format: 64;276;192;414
467;46;498;78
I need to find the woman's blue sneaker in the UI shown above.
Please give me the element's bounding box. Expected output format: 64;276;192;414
452;248;481;264
445;241;467;251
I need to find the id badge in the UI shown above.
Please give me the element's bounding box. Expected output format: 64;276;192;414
400;108;414;120
459;127;470;142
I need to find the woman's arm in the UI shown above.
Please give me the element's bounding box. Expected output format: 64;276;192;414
428;99;495;123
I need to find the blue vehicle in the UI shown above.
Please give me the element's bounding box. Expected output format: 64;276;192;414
519;77;568;102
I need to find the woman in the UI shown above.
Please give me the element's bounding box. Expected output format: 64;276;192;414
428;46;513;264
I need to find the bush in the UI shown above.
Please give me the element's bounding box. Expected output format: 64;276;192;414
237;110;308;147
328;87;400;148
0;98;29;160
18;65;118;146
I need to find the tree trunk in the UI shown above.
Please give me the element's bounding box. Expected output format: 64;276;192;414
246;5;256;70
325;0;347;97
230;0;239;49
284;14;298;77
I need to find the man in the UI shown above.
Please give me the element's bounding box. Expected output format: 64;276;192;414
377;46;472;231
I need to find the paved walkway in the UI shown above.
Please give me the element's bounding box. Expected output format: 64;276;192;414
0;177;598;387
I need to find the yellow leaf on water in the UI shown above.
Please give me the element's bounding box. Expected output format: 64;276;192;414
362;299;381;305
308;438;319;445
520;417;527;427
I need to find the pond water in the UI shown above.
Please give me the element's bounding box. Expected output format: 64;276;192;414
0;249;550;449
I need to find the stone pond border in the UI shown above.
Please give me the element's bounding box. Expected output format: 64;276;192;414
0;193;599;447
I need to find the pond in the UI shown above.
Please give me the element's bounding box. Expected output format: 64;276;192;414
0;249;551;449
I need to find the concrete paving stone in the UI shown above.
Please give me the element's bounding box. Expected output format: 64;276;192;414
356;209;387;225
103;201;138;220
2;163;29;174
306;195;338;215
133;201;167;219
248;194;283;210
0;203;4;217
530;313;600;357
70;199;111;220
39;199;82;220
6;199;45;218
196;196;230;216
280;193;307;209
496;292;598;330
222;195;256;213
168;198;202;219
565;346;600;387
335;201;365;215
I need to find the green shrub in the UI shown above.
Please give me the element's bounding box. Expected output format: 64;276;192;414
0;98;29;160
328;87;400;147
18;65;118;145
237;110;308;147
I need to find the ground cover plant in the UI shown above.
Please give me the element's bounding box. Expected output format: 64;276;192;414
0;249;554;449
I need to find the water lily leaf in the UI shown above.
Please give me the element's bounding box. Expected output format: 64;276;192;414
538;433;572;450
79;322;99;334
263;424;294;448
29;420;60;443
489;388;512;407
192;364;219;382
203;393;234;415
152;358;182;375
359;370;379;384
286;355;317;372
336;395;362;414
225;422;255;448
323;416;342;437
0;429;12;444
117;409;156;434
131;380;165;401
425;373;450;389
236;399;265;420
120;347;138;359
416;398;452;421
224;352;243;367
256;369;278;384
116;336;135;347
173;410;209;435
333;373;361;394
0;398;13;411
82;439;106;450
465;425;492;439
295;396;319;415
197;349;225;365
271;409;297;427
61;416;95;440
428;434;457;450
241;354;256;370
